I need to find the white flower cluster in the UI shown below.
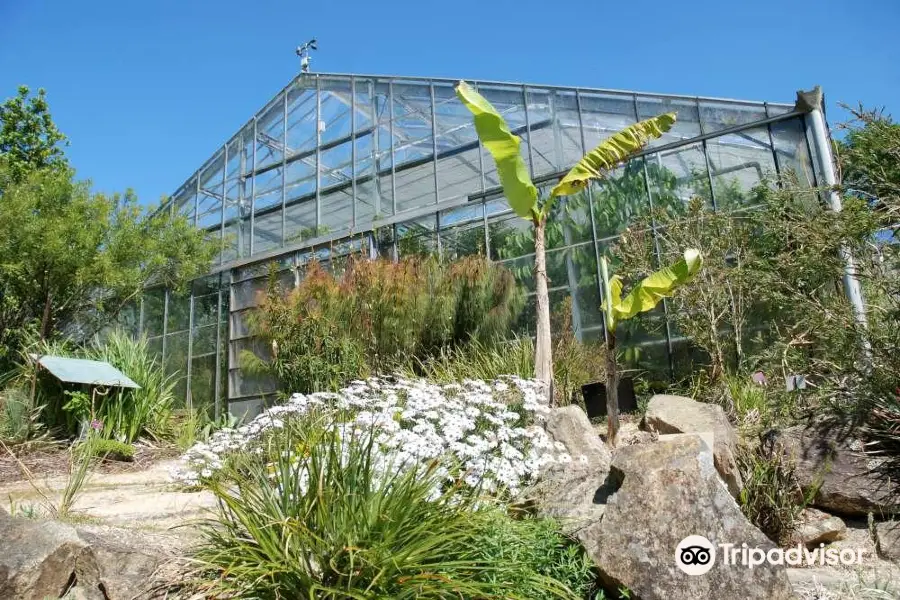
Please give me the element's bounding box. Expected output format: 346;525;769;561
171;376;569;495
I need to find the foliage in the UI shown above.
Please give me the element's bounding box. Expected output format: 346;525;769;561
551;113;676;198
77;436;135;461
737;443;808;546
411;300;605;406
601;249;702;331
0;160;218;373
0;386;44;443
455;81;537;219
837;103;900;215
0;86;67;183
466;507;598;599
613;179;877;384
457;80;676;392
8;330;176;442
172;376;567;496
190;414;589;599
244;255;523;394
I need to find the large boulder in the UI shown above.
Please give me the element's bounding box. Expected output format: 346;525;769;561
874;520;900;562
643;394;743;496
764;425;899;517
790;508;846;547
0;508;170;599
0;507;102;600
528;405;612;533
577;434;794;600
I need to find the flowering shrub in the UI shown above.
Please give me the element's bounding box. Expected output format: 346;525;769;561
172;376;573;495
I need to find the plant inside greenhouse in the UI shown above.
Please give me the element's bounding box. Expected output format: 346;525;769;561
1;6;899;598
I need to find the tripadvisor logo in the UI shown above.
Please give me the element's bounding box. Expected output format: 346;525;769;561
675;535;867;575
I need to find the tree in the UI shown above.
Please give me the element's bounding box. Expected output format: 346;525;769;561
456;81;675;399
599;248;702;445
0;161;218;372
0;86;67;183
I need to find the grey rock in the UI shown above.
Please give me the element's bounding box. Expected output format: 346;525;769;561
643;394;743;497
765;425;899;517
874;520;900;561
791;508;846;547
527;405;611;533
0;507;102;600
579;434;794;600
0;507;167;599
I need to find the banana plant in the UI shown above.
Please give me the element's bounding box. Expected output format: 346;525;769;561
455;80;675;403
600;248;703;444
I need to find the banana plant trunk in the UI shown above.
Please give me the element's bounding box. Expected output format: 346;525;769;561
605;331;620;446
533;215;553;403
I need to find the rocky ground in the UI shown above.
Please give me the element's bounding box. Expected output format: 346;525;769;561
0;457;215;599
2;396;900;599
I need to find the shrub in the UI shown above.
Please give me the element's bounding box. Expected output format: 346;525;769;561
77;437;134;461
189;415;589;599
86;330;176;442
172;376;569;495
6;330;175;443
0;386;43;443
737;443;808;546
243;255;524;394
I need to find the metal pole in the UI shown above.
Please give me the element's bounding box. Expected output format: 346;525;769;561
388;81;397;217
805;97;868;330
315;76;322;233
281;90;288;246
185;291;194;411
213;274;222;420
351;76;358;229
249;117;258;255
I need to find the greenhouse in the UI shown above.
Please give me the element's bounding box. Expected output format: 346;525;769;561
140;72;832;418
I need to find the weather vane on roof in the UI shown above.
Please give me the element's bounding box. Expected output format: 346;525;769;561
296;39;318;73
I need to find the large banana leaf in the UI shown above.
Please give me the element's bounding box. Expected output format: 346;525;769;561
601;249;702;331
550;113;677;198
456;81;537;220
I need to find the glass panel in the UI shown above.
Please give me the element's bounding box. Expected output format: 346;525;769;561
192;292;219;329
440;203;486;260
707;126;777;209
646;144;712;214
231;277;266;311
374;82;394;217
192;323;217;355
579;91;636;154
286;83;318;155
770;117;815;187
319;77;353;146
525;87;556;177
142;288;165;337
396;214;437;258
434;83;482;202
637;96;701;147
592;161;652;240
700;100;767;134
164;330;189;406
553;90;583;169
392;81;435;213
320;139;354;233
166;292;191;333
488;208;534;261
255;99;285;170
223;125;253;261
190;353;217;416
172;184;195;223
355;132;380;223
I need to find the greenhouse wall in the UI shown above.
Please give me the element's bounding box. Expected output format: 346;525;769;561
138;72;829;419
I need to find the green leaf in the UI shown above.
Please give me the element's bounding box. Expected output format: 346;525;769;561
612;248;703;323
550;113;677;198
456;81;537;220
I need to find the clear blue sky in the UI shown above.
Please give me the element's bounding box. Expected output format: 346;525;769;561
1;0;897;205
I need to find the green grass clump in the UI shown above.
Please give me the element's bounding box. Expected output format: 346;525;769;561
189;414;595;599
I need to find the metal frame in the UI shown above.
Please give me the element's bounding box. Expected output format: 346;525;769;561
145;72;816;416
